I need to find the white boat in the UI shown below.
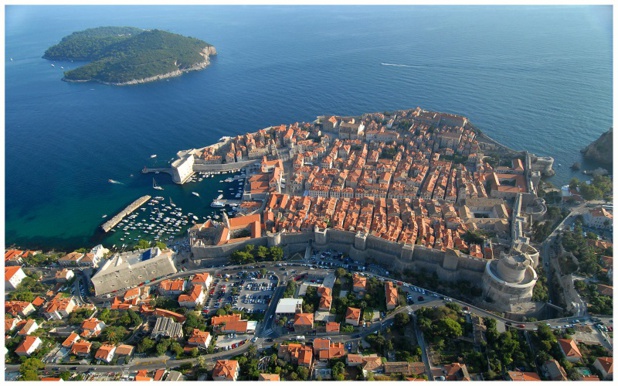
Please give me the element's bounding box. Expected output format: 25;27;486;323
218;190;223;193
153;178;164;191
102;214;108;218
192;192;200;197
211;200;225;208
51;63;55;67
151;154;157;158
108;179;122;184
192;215;199;221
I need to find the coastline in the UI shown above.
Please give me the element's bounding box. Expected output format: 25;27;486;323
62;46;217;86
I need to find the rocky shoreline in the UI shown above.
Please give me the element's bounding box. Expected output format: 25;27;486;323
63;46;217;86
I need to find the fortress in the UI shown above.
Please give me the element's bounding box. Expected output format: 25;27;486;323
181;108;550;314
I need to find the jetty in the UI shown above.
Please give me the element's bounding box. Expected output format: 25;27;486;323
101;195;152;232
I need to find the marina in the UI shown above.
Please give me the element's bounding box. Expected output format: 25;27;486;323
100;169;247;248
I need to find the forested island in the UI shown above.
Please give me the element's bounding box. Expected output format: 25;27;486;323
43;26;216;85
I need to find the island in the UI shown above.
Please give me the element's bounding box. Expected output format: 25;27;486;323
43;26;216;85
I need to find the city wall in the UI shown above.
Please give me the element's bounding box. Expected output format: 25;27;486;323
191;227;486;283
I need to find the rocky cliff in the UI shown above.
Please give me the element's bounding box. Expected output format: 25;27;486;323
581;129;613;166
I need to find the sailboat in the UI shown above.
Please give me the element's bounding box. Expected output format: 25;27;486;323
153;178;164;191
170;197;176;207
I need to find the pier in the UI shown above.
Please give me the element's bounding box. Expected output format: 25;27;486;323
101;195;152;232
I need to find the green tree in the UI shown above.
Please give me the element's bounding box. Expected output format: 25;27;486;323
137;337;155;353
59;371;72;381
136;239;151;250
269;246;284;261
394;312;410;328
436;318;463;339
20;358;44;380
256;246;269;260
297;366;309;380
170;342;183;357
102;326;128;344
155;241;167;250
156;342;168;356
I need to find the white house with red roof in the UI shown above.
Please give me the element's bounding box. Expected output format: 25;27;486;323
5;266;26;290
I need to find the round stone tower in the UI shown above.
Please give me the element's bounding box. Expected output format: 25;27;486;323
482;249;538;310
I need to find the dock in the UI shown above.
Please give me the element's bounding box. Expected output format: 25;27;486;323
101;195;152;232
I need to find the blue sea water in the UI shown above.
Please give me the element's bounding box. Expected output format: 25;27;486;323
5;5;613;251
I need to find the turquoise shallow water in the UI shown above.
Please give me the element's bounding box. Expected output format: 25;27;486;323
5;5;613;251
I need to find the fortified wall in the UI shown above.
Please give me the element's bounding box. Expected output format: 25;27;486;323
191;226;487;284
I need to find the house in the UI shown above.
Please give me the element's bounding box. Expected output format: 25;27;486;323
352;274;367;292
191;273;213;289
385;281;398;310
158;279;186;296
312;338;345;361
78;253;100;268
135;369;152;381
15;336;42;357
347;354;364;366
345;307;361;326
558;338;582;363
123;287;141;301
187;329;212;349
54;269;74;283
115;344;135;358
211;314;255;334
178;285;205;308
506;371;541;381
325;322;340;333
278;344;313;368
153;369;166;381
5;301;36;318
32;296;46;307
62;332;80;348
293;313;314;333
5;318;19;333
70;341;92;356
17;319;39;336
44;296;77;320
5;266;27;290
543;359;567;381
361;355;384;376
5;249;24;266
212;360;240;381
94;344;116;363
583;207;613;229
593;357;613;380
258;374;280;381
384;362;425;377
442;363;470;381
58;252;85;266
318;294;332;311
81;318;106;338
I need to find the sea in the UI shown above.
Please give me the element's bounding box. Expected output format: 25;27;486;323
5;5;613;252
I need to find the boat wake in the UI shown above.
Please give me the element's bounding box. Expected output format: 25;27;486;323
108;179;124;185
381;62;416;68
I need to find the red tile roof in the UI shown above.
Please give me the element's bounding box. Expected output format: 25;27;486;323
5;266;22;281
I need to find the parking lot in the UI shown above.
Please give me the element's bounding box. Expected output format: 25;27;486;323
202;271;277;316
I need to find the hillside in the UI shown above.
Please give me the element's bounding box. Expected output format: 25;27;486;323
581;129;613;166
43;27;216;85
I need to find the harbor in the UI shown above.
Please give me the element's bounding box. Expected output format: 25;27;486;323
98;167;249;250
101;195;152;232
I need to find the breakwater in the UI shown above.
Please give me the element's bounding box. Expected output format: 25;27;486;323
101;195;151;232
